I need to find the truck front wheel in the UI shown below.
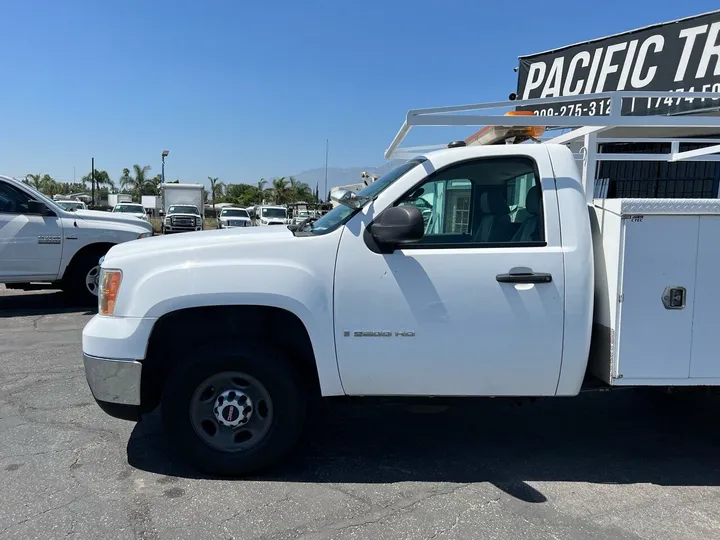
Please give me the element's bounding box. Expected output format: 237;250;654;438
63;247;107;306
161;343;307;476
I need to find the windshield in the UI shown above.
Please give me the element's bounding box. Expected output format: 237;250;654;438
221;209;249;217
262;208;286;218
308;157;427;235
114;204;144;213
169;205;199;214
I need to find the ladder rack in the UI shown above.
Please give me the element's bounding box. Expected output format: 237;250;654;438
385;90;720;160
386;91;720;201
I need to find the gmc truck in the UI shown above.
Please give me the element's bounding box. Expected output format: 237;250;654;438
82;91;720;476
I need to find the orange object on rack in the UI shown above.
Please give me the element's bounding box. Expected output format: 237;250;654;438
465;111;545;146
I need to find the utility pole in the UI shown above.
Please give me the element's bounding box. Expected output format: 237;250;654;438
324;139;329;202
91;158;95;206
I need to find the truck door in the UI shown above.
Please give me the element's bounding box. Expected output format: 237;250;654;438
333;152;565;396
0;179;63;280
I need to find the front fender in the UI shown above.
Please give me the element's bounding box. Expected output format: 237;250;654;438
117;259;343;396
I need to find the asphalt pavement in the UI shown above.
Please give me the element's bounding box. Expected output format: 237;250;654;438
2;284;720;539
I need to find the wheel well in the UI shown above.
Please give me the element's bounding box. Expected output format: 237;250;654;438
141;305;321;413
63;242;115;280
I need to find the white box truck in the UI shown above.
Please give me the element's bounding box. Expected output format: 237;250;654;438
108;193;132;208
82;90;720;476
160;183;205;233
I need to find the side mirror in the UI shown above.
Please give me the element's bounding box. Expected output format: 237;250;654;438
370;205;424;246
27;200;50;215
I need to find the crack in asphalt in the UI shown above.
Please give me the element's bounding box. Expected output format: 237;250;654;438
258;484;473;540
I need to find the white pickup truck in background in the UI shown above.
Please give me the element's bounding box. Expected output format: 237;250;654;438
0;175;154;305
82;91;720;476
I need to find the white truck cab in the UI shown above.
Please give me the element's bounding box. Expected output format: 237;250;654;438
162;204;203;233
253;204;288;226
218;207;251;229
112;202;149;221
82;90;720;476
0;175;153;304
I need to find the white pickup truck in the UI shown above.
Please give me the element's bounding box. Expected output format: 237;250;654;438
82;91;720;476
1;175;154;305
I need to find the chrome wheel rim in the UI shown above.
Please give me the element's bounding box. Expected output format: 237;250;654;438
85;265;100;296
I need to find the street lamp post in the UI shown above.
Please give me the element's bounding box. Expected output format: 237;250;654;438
161;150;169;184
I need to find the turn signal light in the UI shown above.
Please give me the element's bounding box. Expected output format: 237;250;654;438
99;269;122;316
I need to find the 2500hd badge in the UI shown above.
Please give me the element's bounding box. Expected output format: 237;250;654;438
343;330;416;337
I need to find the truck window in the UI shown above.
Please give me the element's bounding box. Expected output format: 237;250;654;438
0;181;33;214
395;156;544;246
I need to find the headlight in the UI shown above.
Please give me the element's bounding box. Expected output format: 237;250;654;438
99;269;122;316
138;232;152;239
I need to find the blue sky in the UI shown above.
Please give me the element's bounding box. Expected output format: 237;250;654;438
0;1;717;188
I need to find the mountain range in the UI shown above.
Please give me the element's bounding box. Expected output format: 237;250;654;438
290;160;405;195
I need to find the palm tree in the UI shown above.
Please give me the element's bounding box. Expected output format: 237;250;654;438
207;176;226;217
272;177;289;204
24;173;58;195
24;174;43;190
256;179;267;204
120;165;152;199
81;170;115;197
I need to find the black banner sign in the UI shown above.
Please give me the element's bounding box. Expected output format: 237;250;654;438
516;10;720;117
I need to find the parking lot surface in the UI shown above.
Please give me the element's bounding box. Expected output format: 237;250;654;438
2;285;720;540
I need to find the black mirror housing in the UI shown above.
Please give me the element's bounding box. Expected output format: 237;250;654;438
370;205;424;246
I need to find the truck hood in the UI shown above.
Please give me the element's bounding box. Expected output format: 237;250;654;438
104;225;292;261
73;209;152;231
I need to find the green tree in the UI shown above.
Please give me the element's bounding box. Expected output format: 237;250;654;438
207;176;226;214
225;183;258;207
287;176;314;202
24;174;41;190
81;170;114;201
256;179;268;204
271;177;289;204
139;174;163;196
120;165;152;199
24;173;58;195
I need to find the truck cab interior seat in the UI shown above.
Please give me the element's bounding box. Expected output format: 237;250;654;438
473;191;512;243
511;186;541;242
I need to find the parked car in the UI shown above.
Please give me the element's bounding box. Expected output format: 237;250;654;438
218;207;251;229
112;203;148;221
56;200;88;212
0;175;153;305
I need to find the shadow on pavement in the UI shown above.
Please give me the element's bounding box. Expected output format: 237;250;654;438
0;290;95;317
127;390;720;502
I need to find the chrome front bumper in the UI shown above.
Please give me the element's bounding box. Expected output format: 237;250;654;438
83;353;142;406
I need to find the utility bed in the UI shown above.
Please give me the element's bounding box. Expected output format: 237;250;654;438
589;198;720;386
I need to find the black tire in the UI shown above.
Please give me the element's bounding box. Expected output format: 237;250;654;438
63;247;107;306
161;342;307;476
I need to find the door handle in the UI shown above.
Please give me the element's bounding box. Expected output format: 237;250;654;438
496;272;552;284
